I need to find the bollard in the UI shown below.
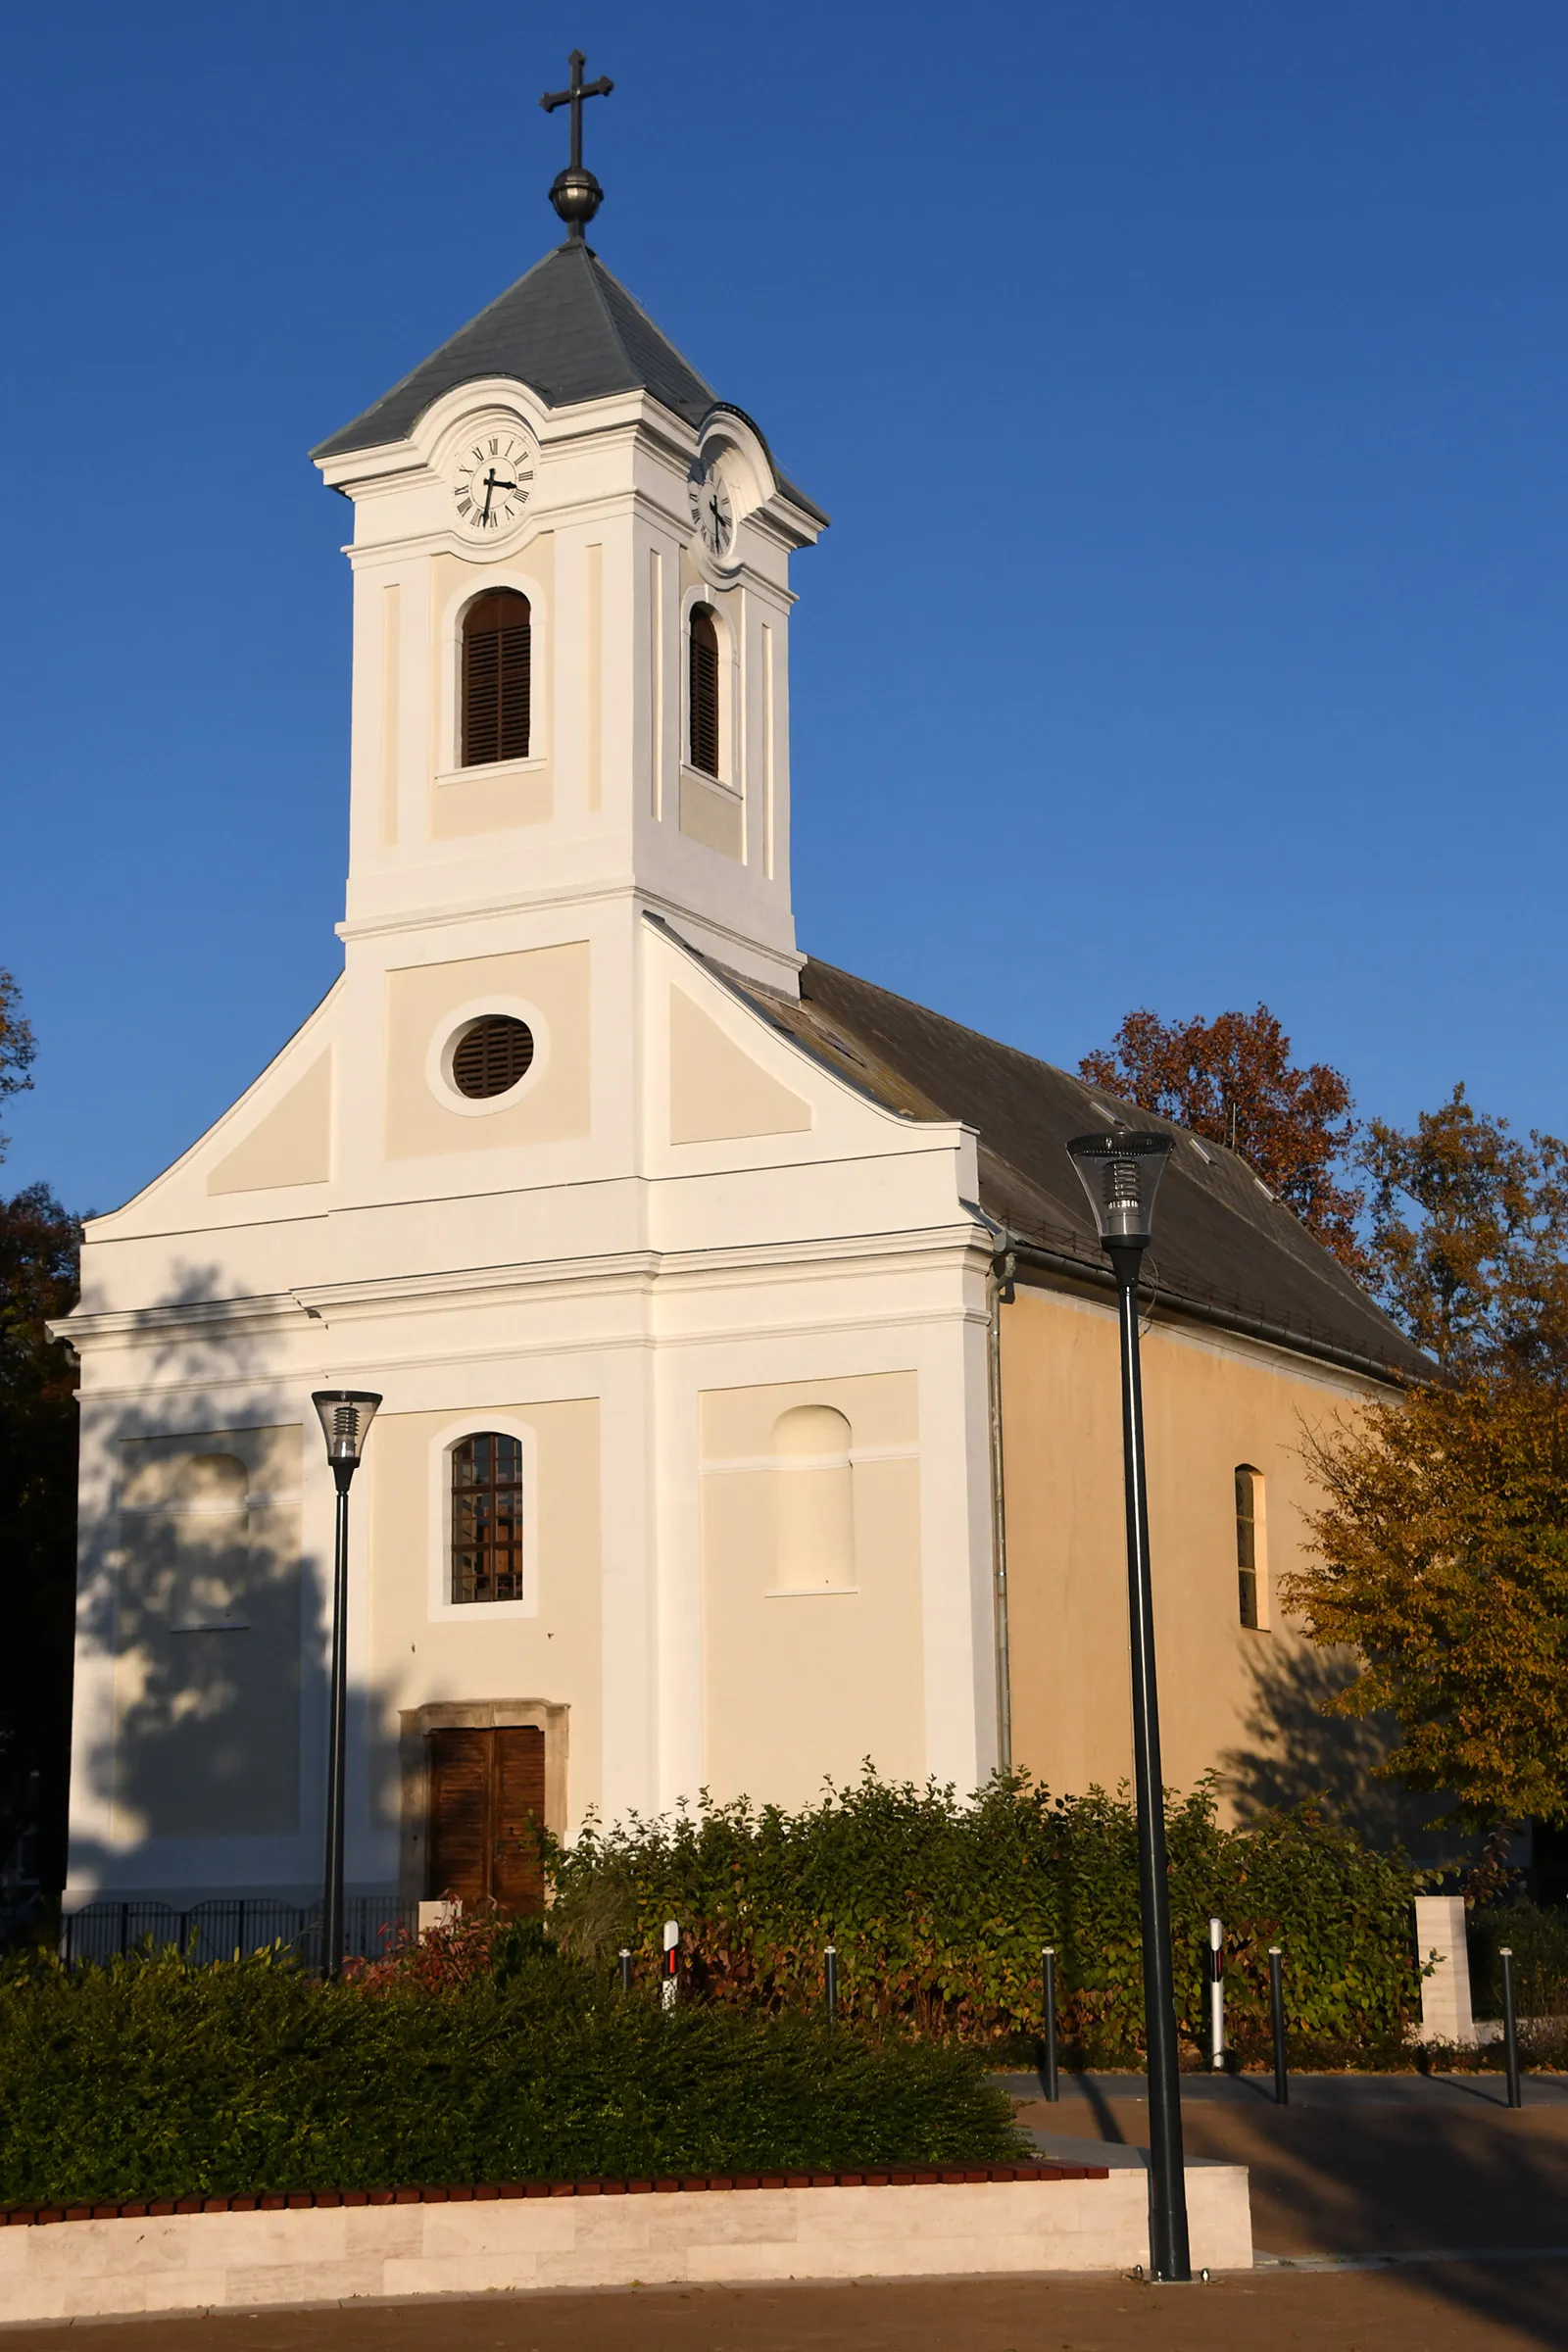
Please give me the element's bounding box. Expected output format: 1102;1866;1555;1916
1041;1947;1060;2103
825;1942;838;2022
618;1946;632;1993
662;1919;679;2013
1207;1917;1225;2072
1268;1946;1288;2106
1500;1946;1523;2108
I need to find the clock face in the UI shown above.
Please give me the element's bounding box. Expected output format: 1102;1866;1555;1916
690;466;735;562
454;434;535;533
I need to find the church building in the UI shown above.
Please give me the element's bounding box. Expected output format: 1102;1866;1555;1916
58;77;1430;1917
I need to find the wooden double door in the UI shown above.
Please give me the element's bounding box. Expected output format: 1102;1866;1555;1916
426;1725;546;1912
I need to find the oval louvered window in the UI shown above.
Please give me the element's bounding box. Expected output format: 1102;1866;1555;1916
463;589;531;766
689;605;720;778
451;1015;535;1101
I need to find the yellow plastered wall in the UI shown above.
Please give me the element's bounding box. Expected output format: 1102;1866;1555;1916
701;1372;924;1809
999;1283;1379;1814
110;1425;303;1840
383;943;590;1159
366;1399;602;1837
207;1053;331;1196
668;986;811;1145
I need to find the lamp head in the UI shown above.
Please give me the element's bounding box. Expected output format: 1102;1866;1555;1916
312;1390;382;1484
1065;1132;1173;1250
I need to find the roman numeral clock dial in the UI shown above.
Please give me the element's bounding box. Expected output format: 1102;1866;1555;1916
453;435;535;532
690;464;735;562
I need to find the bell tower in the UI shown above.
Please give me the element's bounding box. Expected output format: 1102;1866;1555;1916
312;56;827;995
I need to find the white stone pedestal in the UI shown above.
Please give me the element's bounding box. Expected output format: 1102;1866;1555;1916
1415;1893;1477;2044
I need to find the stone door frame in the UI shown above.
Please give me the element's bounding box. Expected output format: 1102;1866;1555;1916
398;1698;568;1906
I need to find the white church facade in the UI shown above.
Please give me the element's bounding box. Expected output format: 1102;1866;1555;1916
57;106;1430;1915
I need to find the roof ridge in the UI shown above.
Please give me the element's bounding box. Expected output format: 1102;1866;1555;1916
574;243;637;375
585;249;717;401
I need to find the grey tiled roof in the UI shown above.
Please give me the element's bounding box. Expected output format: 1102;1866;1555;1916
723;956;1434;1387
313;242;826;522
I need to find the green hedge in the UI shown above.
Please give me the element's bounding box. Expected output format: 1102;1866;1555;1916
0;1931;1023;2208
550;1774;1426;2061
1467;1903;1568;2023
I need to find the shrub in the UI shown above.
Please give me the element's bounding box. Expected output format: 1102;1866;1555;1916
549;1772;1427;2063
0;1932;1023;2208
1467;1902;1568;2023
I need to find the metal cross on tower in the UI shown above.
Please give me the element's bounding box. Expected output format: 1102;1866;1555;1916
540;50;614;240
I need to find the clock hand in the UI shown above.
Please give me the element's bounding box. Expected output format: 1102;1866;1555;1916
478;467;518;523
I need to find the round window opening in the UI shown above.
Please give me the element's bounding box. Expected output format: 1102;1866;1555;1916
451;1014;535;1101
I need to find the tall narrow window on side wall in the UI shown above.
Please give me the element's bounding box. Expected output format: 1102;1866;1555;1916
452;1433;524;1604
689;605;720;777
1236;1465;1261;1629
463;590;531;766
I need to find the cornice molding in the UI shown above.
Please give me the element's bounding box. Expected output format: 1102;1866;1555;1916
335;881;806;971
57;1220;996;1352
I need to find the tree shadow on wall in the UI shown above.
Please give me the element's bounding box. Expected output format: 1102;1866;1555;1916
66;1256;330;1902
1220;1642;1464;1862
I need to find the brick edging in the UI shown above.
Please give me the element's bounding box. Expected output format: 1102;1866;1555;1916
2;2162;1108;2228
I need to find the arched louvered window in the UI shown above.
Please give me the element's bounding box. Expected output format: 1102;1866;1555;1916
452;1433;524;1604
689;605;720;778
1236;1465;1262;1629
463;590;531;766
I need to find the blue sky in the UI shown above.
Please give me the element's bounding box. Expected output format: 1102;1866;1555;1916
2;1;1563;1213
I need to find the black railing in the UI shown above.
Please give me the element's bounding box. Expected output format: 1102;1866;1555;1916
61;1896;417;1970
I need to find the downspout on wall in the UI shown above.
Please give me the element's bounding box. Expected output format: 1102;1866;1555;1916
986;1246;1017;1775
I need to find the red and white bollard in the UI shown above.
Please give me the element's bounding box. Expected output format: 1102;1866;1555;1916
662;1918;679;2012
1207;1916;1225;2071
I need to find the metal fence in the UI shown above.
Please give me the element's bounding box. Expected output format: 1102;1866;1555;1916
60;1897;418;1970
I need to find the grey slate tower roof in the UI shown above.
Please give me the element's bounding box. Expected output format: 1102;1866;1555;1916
311;240;826;535
313;241;715;460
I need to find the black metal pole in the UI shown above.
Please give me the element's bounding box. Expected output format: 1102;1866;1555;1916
1108;1243;1192;2282
825;1943;838;2022
1042;1947;1060;2102
321;1466;354;1983
1269;1946;1288;2106
618;1946;632;1992
1500;1946;1523;2108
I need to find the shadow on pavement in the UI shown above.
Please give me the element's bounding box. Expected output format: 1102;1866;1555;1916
1010;2071;1568;2351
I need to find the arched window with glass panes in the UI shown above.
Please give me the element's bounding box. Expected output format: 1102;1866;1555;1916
688;605;719;777
463;590;531;766
451;1433;524;1604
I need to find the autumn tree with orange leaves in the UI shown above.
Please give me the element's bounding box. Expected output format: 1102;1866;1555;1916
1286;1376;1568;1829
1081;1001;1568;1829
1078;1004;1366;1272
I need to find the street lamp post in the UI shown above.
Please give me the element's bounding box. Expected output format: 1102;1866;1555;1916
311;1389;382;1982
1065;1132;1191;2283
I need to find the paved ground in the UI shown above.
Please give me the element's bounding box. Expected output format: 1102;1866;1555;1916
6;2076;1568;2351
5;2268;1566;2350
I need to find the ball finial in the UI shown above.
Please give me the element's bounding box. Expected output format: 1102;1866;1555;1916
549;165;604;233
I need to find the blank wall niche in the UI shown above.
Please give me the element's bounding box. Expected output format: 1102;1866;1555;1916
111;1426;303;1841
700;1373;923;1809
772;1405;855;1592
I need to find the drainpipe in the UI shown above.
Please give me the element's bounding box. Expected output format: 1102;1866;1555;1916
986;1244;1017;1776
